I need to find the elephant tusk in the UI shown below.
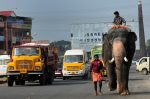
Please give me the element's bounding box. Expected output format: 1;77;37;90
124;57;128;62
109;57;115;63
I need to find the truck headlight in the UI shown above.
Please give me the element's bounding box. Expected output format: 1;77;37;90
34;66;41;70
8;66;14;71
80;65;84;70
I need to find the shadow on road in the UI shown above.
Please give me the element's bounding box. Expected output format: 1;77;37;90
9;79;90;87
129;78;144;81
131;91;150;95
53;79;89;86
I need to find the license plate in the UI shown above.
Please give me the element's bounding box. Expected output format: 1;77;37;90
20;69;27;74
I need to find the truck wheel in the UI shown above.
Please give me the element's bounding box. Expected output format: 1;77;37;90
20;80;25;85
8;77;14;87
39;75;46;85
15;80;20;85
63;76;66;80
142;69;148;75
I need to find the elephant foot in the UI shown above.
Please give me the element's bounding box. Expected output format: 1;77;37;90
109;57;115;63
107;83;116;91
120;90;130;96
110;88;116;91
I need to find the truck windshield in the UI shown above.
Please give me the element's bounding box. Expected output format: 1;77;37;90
64;55;83;63
14;47;40;56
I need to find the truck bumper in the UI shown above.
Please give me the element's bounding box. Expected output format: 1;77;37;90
7;72;43;76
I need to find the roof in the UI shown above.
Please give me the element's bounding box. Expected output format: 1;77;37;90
21;43;49;46
65;49;84;55
0;55;10;59
0;11;16;17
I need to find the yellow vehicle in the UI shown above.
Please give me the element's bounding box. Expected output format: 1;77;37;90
62;49;89;80
7;42;58;86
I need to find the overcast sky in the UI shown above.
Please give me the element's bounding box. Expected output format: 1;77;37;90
0;0;150;42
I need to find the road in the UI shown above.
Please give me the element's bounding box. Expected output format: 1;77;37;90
0;65;150;99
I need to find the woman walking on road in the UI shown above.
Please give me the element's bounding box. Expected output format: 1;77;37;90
90;54;103;96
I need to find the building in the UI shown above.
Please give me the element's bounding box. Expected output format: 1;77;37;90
71;23;105;52
71;22;138;52
0;11;32;54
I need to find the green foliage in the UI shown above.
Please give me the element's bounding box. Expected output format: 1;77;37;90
50;40;71;57
146;39;150;49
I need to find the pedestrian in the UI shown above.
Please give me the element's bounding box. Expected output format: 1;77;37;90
90;54;103;96
113;11;126;25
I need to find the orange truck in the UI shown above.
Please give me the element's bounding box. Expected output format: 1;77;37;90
7;41;58;86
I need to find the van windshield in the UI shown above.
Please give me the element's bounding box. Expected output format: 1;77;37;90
0;59;10;65
64;55;83;63
14;47;40;56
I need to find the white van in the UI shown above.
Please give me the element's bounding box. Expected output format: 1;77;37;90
0;55;10;76
62;49;89;80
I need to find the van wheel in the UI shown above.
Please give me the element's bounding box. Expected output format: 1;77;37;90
20;80;25;85
63;76;66;80
8;77;14;87
83;74;88;80
142;69;148;75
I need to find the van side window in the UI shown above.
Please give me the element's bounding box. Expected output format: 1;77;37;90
139;58;147;64
0;60;2;65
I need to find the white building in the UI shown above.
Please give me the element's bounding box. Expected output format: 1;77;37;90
71;22;138;52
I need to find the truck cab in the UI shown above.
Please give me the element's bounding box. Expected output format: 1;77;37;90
136;57;150;75
7;42;58;86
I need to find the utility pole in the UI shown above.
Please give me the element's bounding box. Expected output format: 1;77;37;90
5;18;8;54
138;0;146;57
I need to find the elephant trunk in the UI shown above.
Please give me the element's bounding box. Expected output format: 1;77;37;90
112;38;127;94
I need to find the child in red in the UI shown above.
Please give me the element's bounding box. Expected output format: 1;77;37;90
90;54;103;96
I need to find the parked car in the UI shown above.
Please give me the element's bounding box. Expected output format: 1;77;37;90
136;57;150;75
55;62;62;78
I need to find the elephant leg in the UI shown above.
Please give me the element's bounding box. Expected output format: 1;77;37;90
106;62;117;91
116;69;123;94
120;65;130;95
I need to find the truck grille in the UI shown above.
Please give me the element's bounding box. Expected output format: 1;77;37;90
16;60;33;70
67;66;80;71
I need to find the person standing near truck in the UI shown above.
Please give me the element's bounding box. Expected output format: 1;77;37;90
90;54;103;96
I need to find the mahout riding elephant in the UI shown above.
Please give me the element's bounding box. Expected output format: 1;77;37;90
102;27;137;95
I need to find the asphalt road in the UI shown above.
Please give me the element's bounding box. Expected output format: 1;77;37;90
0;65;150;99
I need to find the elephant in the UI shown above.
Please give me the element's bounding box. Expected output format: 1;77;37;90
102;27;137;95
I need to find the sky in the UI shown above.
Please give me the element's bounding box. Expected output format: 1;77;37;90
0;0;150;42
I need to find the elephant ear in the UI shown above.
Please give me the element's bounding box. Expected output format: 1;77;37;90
128;32;137;43
102;33;108;41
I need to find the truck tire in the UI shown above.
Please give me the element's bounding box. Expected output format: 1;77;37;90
47;76;53;85
20;80;25;85
8;77;14;87
63;76;66;80
15;80;20;85
142;69;148;75
39;75;46;85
